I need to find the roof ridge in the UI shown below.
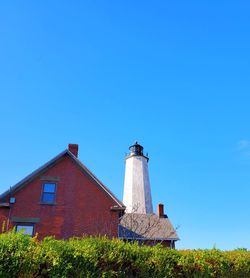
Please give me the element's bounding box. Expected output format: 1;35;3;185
67;151;125;208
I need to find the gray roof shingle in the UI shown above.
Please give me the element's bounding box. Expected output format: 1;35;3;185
119;213;179;241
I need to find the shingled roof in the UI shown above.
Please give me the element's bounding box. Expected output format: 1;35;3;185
119;213;179;241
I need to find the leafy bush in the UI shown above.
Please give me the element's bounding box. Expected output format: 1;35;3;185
0;231;249;277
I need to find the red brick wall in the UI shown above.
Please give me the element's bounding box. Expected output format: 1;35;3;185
0;154;120;239
0;208;9;232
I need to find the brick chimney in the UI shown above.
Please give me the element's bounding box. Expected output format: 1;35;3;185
157;203;165;218
68;144;78;157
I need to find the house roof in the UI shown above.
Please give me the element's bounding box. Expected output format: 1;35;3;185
119;213;179;241
0;149;125;209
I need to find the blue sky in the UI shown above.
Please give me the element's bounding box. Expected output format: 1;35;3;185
0;1;250;250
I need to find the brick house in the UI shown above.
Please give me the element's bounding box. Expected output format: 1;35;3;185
0;144;125;239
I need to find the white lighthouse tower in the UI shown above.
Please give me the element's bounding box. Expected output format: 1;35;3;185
123;142;153;214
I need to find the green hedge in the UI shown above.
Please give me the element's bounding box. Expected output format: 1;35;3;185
0;231;249;277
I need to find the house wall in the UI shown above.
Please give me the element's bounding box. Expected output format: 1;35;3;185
0;208;9;231
0;154;120;239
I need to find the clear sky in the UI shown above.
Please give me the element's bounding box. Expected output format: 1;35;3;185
0;1;250;250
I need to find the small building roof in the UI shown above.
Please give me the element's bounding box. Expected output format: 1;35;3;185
119;213;179;241
0;148;125;209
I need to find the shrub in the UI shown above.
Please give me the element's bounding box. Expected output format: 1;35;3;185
0;231;249;277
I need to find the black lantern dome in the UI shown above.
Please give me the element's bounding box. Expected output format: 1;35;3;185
127;142;149;161
129;141;144;156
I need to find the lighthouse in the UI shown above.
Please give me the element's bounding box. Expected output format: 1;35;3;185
123;142;153;214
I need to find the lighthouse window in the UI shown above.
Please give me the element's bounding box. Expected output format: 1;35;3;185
41;183;56;204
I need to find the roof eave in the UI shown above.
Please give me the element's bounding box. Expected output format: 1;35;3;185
67;151;125;208
0;149;68;200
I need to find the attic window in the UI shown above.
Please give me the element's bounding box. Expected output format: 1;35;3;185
41;183;56;204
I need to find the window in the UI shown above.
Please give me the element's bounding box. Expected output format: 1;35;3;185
16;224;34;236
41;183;56;204
118;210;125;218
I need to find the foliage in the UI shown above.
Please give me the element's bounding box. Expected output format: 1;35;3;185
0;231;249;278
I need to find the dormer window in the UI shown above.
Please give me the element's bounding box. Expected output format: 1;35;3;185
41;183;56;204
